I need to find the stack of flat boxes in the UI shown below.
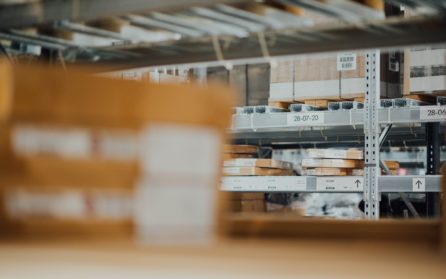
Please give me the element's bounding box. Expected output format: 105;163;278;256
223;145;294;176
406;47;446;96
223;145;294;213
301;149;364;176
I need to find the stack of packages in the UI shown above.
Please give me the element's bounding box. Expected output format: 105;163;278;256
382;161;400;175
223;145;294;176
405;47;446;96
223;145;294;213
229;193;266;213
269;52;401;104
301;148;364;176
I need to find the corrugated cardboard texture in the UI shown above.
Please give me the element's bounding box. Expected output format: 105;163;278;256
0;61;12;122
224;145;258;154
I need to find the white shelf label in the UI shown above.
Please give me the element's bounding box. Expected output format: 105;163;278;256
287;112;325;126
221;177;307;192
316;177;363;192
412;177;426;192
420;106;446;121
337;52;357;71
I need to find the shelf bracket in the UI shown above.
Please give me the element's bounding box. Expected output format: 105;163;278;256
364;50;381;219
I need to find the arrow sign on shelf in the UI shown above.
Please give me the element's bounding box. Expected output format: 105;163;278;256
355;179;361;188
412;177;426;192
415;180;422;189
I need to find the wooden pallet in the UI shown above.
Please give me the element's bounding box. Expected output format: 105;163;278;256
267;101;302;110
404;94;438;104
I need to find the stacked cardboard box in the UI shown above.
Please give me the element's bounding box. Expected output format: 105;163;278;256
301;148;364;176
224;158;294;176
405;47;446;96
270;52;402;102
382;160;400;175
223;144;258;160
229;193;266;213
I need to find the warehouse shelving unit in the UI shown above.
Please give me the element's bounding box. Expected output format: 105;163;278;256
224;50;445;218
1;0;445;219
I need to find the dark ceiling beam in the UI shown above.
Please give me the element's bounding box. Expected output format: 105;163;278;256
0;0;253;30
90;16;446;70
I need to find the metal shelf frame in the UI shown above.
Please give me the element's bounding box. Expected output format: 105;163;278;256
221;175;442;193
231;106;446;131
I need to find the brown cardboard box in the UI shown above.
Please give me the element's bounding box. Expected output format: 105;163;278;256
224;159;293;169
0;61;235;241
223;153;256;160
240;200;266;213
270;52;401;102
307;148;363;160
405;47;446;95
384;160;400;170
301;158;363;168
0;61;11;122
301;168;351;176
224;145;258;154
224;167;294;176
231;193;265;201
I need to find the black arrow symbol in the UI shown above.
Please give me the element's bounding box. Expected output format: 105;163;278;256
416;180;422;189
355;179;361;188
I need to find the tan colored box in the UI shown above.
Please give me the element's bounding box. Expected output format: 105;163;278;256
384;160;400;170
230;193;265;201
301;158;363;169
351;169;365;176
270;52;401;102
405;48;446;95
224;159;293;169
223;153;256;160
223;167;294;176
302;168;350;176
224;145;258;154
307;149;363;160
240;200;266;213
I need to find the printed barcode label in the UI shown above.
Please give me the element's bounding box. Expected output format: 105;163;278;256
337;53;357;71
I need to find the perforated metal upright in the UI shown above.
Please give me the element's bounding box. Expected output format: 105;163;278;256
364;51;381;219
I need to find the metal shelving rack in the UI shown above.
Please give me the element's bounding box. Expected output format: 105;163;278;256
224;49;445;218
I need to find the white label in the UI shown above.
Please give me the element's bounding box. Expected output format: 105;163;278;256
140;124;220;179
223;167;242;175
412;177;426;192
12;126;92;158
337;53;357;71
221;176;306;192
122;71;143;80
420;106;446;121
135;178;214;245
224;159;256;167
136;124;221;245
287;112;325;126
316;177;363;192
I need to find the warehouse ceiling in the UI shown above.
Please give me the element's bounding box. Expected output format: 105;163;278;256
1;0;446;70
